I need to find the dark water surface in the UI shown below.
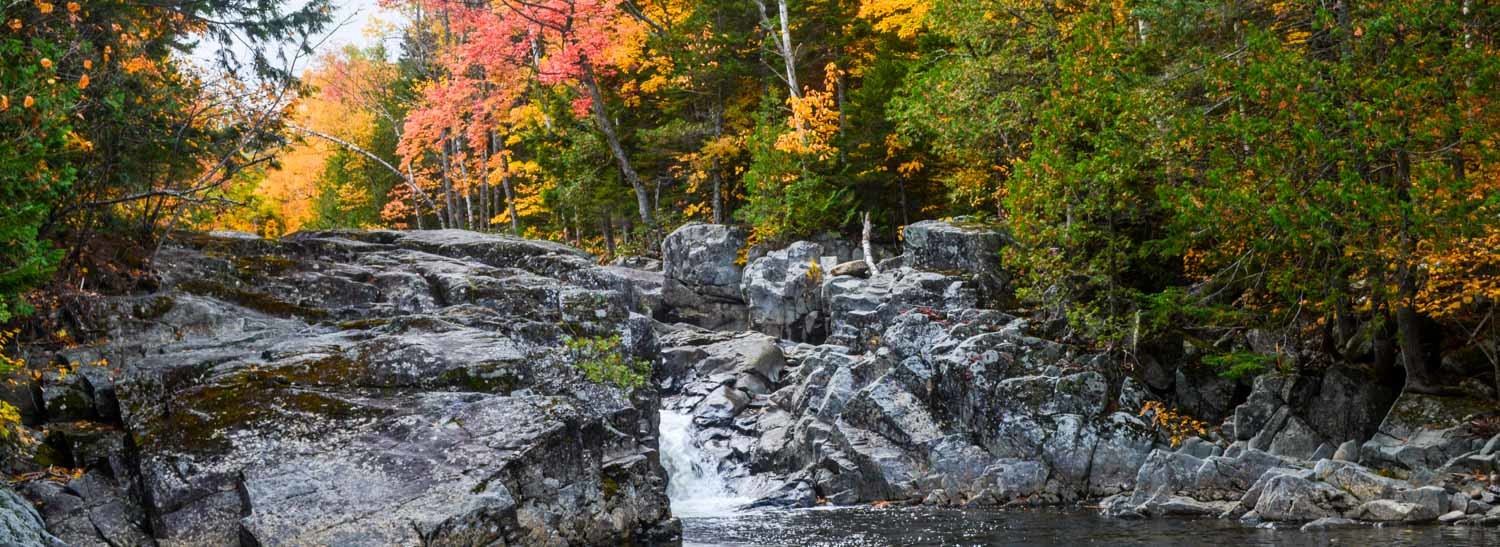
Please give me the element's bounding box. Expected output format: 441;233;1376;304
681;506;1500;546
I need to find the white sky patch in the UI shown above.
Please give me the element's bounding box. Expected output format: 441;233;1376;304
188;0;404;74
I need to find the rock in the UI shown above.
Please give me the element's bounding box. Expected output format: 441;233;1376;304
1252;473;1351;521
1360;393;1489;474
26;471;154;547
39;370;96;423
31;230;674;546
662;223;750;329
1394;485;1450;518
663;223;747;299
1352;499;1440;523
1148;496;1233;517
1173;365;1239;423
829;260;869;277
1305;365;1400;446
901;219;1005;275
0;486;65;547
609;255;662;271
1313;459;1405;502
1333;440;1360;462
1177;437;1218;459
659;329;786;397
1300;517;1363;531
980;460;1049;501
822;269;954;351
741;241;829;342
744;480;817;510
1231;367;1397;456
1440;510;1468;523
921;489;952;506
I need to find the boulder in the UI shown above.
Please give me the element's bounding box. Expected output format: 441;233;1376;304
1252;473;1351;521
1351;499;1440;523
662;223;748;300
901;219;1005;276
901;219;1009;303
0;486;64;547
1300;517;1364;531
828;260;869;278
1312;459;1406;502
1360;393;1489;474
741;241;829;342
22;471;151;547
661;223;750;329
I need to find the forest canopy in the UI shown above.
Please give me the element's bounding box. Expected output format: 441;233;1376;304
2;0;1498;391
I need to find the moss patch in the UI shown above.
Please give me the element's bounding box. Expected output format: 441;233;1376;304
437;363;525;394
177;279;329;321
134;368;387;457
231;254;300;281
132;295;176;320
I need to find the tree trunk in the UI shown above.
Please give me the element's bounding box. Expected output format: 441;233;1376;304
601;214;617;258
1395;144;1435;392
497;138;520;236
439;136;458;229
478;131;490;231
755;0;799;98
580;59;653;228
862;211;880;276
711;165;724;224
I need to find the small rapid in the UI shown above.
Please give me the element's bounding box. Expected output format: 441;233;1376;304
658;408;753;518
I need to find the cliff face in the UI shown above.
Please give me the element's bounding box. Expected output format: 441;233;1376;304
16;230;677;546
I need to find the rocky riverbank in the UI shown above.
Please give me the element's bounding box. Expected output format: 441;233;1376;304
652;220;1500;529
2;221;1497;546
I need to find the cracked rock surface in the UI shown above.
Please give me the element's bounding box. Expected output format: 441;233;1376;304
14;230;677;546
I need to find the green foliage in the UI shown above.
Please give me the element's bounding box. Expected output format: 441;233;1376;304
0;0;331;320
0;36;72;322
1203;351;1274;381
565;334;651;390
738;94;855;243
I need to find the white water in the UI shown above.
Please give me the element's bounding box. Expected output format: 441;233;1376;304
658;408;753;518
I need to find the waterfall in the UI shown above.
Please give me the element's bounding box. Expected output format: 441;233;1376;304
658;408;752;518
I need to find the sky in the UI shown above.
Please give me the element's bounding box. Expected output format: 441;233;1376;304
319;0;403;57
190;0;403;74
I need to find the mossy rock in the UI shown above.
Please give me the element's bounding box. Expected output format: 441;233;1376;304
132;368;387;457
1385;392;1497;436
436;364;526;394
176;279;329;321
131;295;176;320
231;254;300;281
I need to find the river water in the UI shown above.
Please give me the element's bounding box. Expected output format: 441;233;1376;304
678;505;1500;546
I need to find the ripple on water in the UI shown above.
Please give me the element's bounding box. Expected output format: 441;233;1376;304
681;506;1500;547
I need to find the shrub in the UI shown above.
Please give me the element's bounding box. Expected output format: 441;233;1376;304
565;334;651;390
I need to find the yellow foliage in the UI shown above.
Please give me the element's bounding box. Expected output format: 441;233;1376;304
1417;226;1500;321
857;0;931;39
775;64;843;161
1139;400;1212;448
